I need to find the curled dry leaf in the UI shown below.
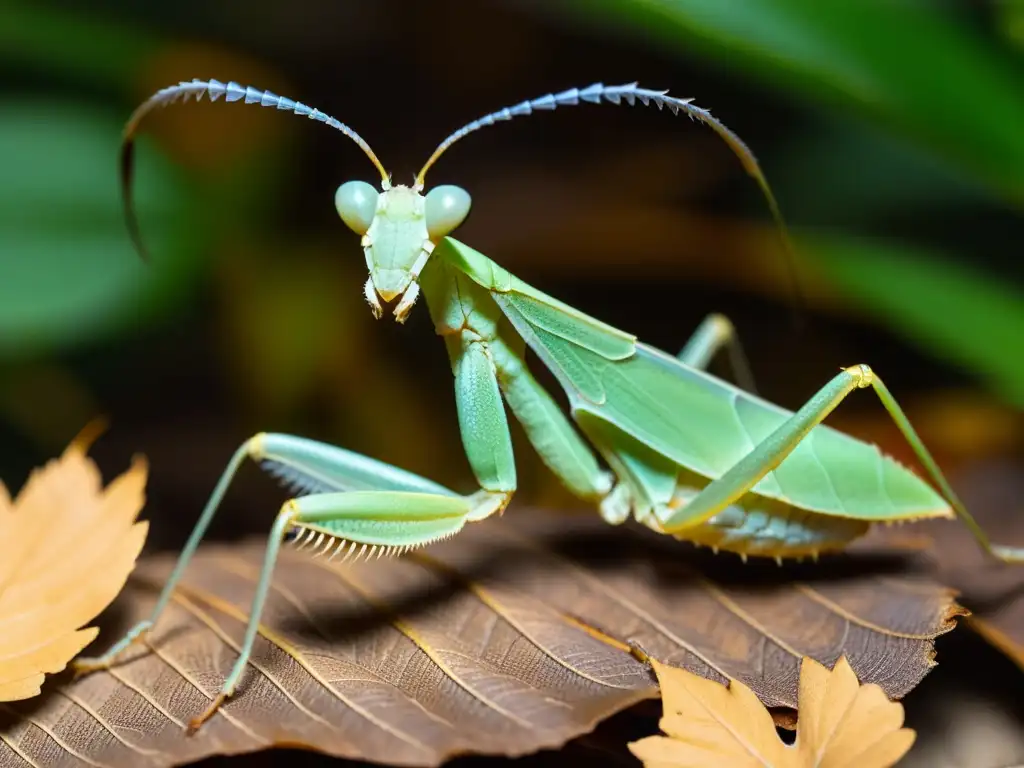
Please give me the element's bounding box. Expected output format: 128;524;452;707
820;402;1024;673
0;510;961;767
870;458;1024;672
0;425;149;702
629;655;915;768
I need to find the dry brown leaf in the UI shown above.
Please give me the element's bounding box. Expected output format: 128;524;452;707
0;509;961;767
794;656;916;768
0;425;149;702
629;655;915;768
870;457;1024;672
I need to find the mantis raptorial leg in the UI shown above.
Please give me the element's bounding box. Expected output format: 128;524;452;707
422;257;613;511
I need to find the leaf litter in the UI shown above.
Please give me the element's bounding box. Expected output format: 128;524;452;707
629;655;915;768
0;422;148;702
0;503;964;767
870;457;1024;672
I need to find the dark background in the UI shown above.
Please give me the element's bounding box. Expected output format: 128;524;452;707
2;0;1023;765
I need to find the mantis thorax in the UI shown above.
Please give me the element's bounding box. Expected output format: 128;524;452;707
335;179;471;322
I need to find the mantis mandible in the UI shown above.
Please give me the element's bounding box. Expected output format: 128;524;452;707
74;79;1024;731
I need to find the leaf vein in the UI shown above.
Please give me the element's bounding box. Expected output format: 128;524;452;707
701;580;803;661
327;565;538;729
144;602;272;746
0;703;111;768
171;572;436;754
231;555;457;732
411;551;643;690
795;584;941;640
0;729;40;768
54;689;166;760
486;525;734;682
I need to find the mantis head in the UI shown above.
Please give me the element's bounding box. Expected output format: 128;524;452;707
120;80;800;325
334;179;471;322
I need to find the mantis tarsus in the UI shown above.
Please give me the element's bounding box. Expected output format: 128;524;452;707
73;79;1024;731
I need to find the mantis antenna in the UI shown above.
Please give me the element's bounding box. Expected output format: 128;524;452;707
416;82;805;322
120;79;388;261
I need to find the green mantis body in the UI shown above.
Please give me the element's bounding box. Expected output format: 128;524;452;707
74;79;1024;730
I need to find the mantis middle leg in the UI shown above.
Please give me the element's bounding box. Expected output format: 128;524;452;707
182;488;473;730
72;433;493;726
677;312;757;393
652;364;1024;563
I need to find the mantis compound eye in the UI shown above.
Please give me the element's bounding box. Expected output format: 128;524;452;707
335;180;378;235
425;184;472;240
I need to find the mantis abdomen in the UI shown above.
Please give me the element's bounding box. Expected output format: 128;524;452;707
663;482;872;559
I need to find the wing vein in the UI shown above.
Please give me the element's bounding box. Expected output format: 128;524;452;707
807;434;847;513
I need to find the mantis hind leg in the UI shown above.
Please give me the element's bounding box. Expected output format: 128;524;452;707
656;364;1024;564
677;312;757;393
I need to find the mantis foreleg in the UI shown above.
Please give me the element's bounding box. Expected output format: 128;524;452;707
653;364;1024;564
447;328;517;519
488;334;613;501
426;258;616;517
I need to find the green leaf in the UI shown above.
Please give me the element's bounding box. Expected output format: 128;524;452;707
805;233;1024;409
772;118;988;228
0;100;205;357
0;3;154;88
547;0;1024;206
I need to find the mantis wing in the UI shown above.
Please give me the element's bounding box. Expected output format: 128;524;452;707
437;237;946;521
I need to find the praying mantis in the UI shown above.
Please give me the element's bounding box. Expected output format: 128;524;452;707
73;79;1024;732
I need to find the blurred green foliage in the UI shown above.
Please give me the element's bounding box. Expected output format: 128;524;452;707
0;102;202;356
542;0;1024;405
808;235;1024;410
0;0;1021;513
0;4;154;87
552;0;1024;205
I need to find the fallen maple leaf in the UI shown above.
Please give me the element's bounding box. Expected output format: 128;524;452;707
629;655;916;768
0;423;149;701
